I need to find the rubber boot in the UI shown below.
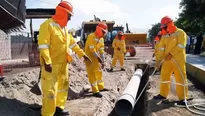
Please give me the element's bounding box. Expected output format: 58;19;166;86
153;94;166;100
121;68;125;71
93;92;103;98
54;107;69;116
109;68;113;72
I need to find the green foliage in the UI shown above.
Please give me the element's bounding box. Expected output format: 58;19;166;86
148;23;161;42
176;0;205;34
149;0;205;35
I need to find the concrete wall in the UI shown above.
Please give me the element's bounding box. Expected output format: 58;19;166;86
0;30;11;60
11;34;30;59
0;30;32;60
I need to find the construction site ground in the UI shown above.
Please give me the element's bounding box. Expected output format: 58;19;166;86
146;73;205;116
0;50;205;116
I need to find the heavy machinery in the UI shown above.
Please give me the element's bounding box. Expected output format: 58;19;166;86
112;23;148;56
74;19;154;116
28;30;40;66
0;0;55;66
76;17;148;57
0;0;26;33
76;19;115;47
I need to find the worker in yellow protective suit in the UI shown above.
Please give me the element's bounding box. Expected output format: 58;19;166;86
153;31;161;67
110;31;126;71
38;1;91;116
154;16;189;106
85;22;109;98
153;30;167;70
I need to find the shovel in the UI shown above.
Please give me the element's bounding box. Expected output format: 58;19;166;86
30;69;42;95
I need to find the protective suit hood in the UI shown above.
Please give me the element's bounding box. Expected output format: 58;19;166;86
52;6;68;28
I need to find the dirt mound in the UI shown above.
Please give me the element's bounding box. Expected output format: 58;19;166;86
0;53;135;116
0;69;41;116
67;53;136;116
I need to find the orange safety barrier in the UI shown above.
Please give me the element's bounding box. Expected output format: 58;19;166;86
0;59;5;80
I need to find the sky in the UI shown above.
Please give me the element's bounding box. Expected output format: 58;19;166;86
24;0;182;33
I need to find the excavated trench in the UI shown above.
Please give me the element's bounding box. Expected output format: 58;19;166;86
2;45;205;116
106;54;205;116
109;64;153;116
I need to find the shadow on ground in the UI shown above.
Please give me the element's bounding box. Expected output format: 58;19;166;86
0;97;41;116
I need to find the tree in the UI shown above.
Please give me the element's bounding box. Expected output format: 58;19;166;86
149;0;205;37
148;23;161;42
176;0;205;34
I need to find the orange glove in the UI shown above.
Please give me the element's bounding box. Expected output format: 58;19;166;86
66;54;73;63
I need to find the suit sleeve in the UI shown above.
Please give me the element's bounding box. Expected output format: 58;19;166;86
69;34;85;58
38;22;52;64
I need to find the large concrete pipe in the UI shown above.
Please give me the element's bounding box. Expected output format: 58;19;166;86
115;69;143;116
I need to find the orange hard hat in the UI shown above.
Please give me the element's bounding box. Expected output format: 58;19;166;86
58;1;74;15
118;31;123;36
117;31;125;40
95;22;108;38
160;16;173;28
97;22;108;33
154;36;160;41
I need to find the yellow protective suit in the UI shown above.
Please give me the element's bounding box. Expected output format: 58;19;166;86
111;38;126;68
158;28;188;100
154;41;160;67
38;18;85;116
85;33;105;93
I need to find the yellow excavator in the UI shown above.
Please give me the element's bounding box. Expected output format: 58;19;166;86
113;23;148;56
76;16;148;57
27;14;149;66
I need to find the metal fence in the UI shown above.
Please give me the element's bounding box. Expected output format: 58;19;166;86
0;30;37;75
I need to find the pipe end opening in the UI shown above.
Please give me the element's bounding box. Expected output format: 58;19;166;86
115;99;133;116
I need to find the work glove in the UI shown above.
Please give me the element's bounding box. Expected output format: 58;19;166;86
97;57;105;69
101;62;105;69
117;47;121;51
45;64;52;73
83;55;92;63
97;57;103;64
165;53;172;60
155;60;162;71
